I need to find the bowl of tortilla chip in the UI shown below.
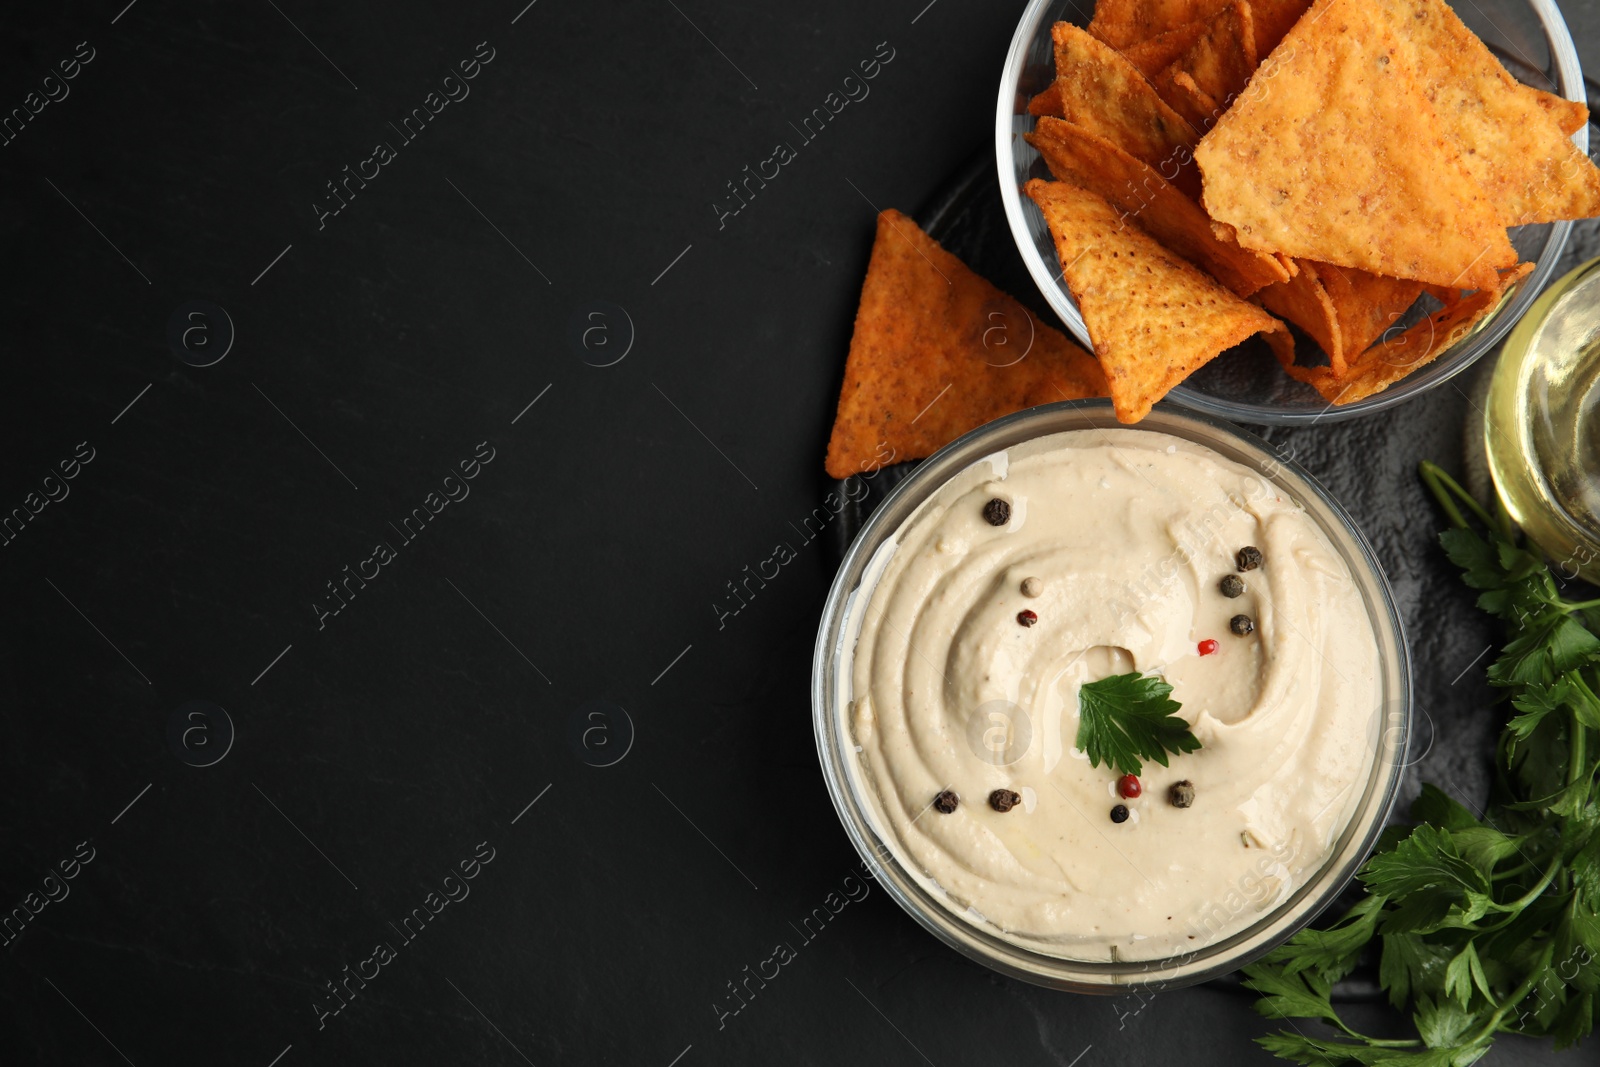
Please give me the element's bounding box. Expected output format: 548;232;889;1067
997;0;1594;425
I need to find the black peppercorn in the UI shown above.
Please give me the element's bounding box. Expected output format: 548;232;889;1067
932;790;959;814
1220;574;1246;598
1110;804;1130;824
1169;781;1195;808
989;789;1021;813
1230;614;1255;636
983;498;1011;526
1236;546;1264;571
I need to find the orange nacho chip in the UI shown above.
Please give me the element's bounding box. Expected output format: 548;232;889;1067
1028;117;1289;296
1369;0;1600;227
823;210;1107;478
1238;0;1313;57
1153;0;1257;109
1089;0;1215;49
1047;22;1202;194
1256;261;1343;371
1161;68;1226;130
1314;263;1426;357
1286;263;1533;403
1091;0;1310;57
1258;262;1426;375
1529;87;1589;136
1121;21;1209;80
1028;83;1063;117
1025;178;1290;423
1194;0;1516;292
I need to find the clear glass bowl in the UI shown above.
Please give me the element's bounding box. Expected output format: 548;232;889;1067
995;0;1586;425
811;400;1412;991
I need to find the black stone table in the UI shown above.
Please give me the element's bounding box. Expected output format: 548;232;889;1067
3;2;1598;1065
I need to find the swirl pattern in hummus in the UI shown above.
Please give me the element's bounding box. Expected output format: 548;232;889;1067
848;429;1382;961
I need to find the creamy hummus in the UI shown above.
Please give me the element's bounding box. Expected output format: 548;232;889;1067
847;429;1382;961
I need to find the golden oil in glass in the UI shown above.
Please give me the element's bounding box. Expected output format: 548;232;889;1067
1485;256;1600;584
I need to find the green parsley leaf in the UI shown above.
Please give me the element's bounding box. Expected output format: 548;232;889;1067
1361;825;1489;902
1260;894;1386;984
1411;783;1482;832
1380;933;1452;1012
1442;943;1490;1007
1255;1032;1371;1065
1507;678;1572;751
1074;672;1199;777
1553;993;1594;1051
1241;964;1341;1026
1450;826;1521;880
1249;468;1600;1064
1413;994;1477;1049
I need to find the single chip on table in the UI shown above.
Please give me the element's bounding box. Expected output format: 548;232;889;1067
1152;0;1257;111
1194;0;1516;293
1045;22;1203;196
1025;178;1292;423
1027;116;1289;296
1366;0;1600;227
822;210;1107;478
1285;262;1533;403
1090;0;1310;57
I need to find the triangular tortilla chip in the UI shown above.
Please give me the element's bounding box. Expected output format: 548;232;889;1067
1211;220;1300;280
1154;0;1257;107
1528;87;1589;136
1089;0;1213;49
1028;117;1289;295
1195;0;1515;292
1314;263;1425;356
1256;261;1343;371
1121;21;1209;80
1286;263;1532;402
1028;84;1063;117
823;210;1107;477
1240;0;1312;57
1047;23;1202;195
1091;0;1310;57
1161;69;1226;130
1025;178;1290;422
1369;0;1600;227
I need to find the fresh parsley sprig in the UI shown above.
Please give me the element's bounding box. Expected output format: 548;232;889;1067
1242;461;1600;1064
1076;672;1201;777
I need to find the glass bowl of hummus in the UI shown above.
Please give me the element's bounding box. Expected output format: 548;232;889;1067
812;400;1411;991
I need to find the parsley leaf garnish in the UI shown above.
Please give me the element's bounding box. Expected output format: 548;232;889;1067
1075;672;1200;777
1242;462;1600;1065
